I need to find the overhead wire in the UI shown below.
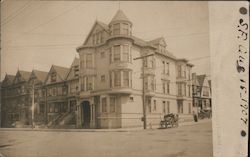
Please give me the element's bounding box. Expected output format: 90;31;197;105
1;0;33;26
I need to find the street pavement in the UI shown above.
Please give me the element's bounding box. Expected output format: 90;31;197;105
0;120;213;157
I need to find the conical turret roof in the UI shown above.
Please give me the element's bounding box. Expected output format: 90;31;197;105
110;10;132;25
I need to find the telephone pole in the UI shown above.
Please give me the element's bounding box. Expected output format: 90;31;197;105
134;53;154;129
31;83;35;128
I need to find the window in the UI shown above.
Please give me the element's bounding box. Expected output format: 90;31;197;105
188;103;191;114
55;103;59;113
51;72;56;82
162;101;166;114
86;54;93;68
87;77;93;90
178;101;183;114
162;61;165;74
177;65;182;77
146;56;154;68
123;45;129;61
109;48;112;64
101;75;105;82
102;97;107;112
188;85;191;97
166;63;169;75
162;61;169;74
39;104;45;113
123;71;129;87
109;72;112;88
167;82;170;94
184;84;186;96
177;83;182;96
203;87;209;96
57;87;62;95
149;76;155;91
81;77;85;91
114;45;121;62
129;96;134;102
121;23;129;35
162;81;166;94
183;67;186;78
114;71;121;87
49;103;54;113
147;98;151;113
153;100;157;111
110;70;131;88
92;34;96;45
110;96;116;113
101;51;105;58
74;66;79;77
80;59;85;69
113;23;120;35
52;87;57;96
167;101;170;114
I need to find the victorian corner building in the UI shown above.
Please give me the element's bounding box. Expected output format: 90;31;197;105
1;10;196;129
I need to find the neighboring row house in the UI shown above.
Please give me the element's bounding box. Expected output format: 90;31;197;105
192;73;212;111
1;58;79;128
1;10;195;129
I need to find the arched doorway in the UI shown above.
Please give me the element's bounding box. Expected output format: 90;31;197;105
81;101;91;128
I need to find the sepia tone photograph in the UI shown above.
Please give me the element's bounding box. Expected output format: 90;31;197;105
1;1;239;157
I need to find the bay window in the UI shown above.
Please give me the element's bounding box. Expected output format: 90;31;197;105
145;75;155;91
122;45;129;62
110;70;132;88
86;54;93;69
114;45;121;62
114;71;121;87
123;71;129;87
110;44;131;63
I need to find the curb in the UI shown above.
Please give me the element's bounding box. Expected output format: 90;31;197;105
0;119;211;132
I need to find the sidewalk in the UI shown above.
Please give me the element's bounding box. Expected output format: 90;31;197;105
0;119;212;132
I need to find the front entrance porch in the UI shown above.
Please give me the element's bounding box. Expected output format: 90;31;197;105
81;101;91;128
76;99;96;129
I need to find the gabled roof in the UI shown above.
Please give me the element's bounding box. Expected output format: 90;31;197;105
2;74;15;85
18;70;31;81
82;20;110;46
44;65;70;84
5;74;15;82
52;65;69;80
96;21;109;31
66;57;80;80
32;70;48;82
148;37;166;46
70;57;80;67
110;9;131;24
196;75;206;86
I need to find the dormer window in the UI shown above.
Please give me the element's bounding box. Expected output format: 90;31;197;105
51;72;56;82
74;65;79;77
92;31;103;45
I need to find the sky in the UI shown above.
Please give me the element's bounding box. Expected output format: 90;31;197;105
1;1;210;80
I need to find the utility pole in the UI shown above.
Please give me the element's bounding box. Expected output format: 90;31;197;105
31;83;35;128
134;53;154;129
